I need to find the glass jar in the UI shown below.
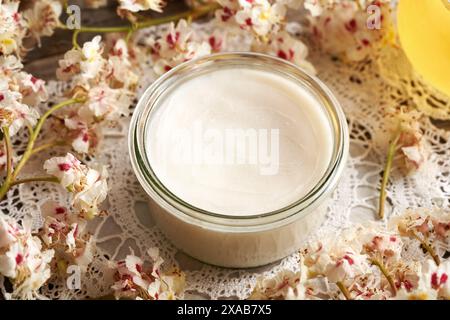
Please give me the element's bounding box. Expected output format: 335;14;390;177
129;52;349;268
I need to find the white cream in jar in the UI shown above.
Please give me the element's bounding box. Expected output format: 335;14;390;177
130;53;348;268
147;68;333;216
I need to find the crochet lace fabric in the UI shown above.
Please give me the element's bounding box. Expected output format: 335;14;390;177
2;21;449;299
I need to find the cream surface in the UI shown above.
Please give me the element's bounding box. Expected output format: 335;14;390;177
146;68;333;216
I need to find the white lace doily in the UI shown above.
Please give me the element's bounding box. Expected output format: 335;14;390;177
2;21;450;300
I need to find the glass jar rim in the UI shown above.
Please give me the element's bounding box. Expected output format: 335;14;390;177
129;52;349;231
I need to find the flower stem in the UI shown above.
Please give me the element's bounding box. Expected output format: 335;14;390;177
72;29;81;49
378;130;401;219
135;3;220;29
411;231;440;266
370;258;397;296
0;98;78;201
69;3;220;47
336;281;352;300
0;127;13;199
31;140;67;156
11;98;81;183
10;176;59;187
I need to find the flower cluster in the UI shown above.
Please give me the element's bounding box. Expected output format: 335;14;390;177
0;214;54;299
23;0;62;46
248;270;304;300
119;0;166;13
250;210;450;300
212;0;315;72
146;19;212;74
111;248;185;300
56;36;139;153
117;0;166;21
382;107;427;173
0;0;27;56
251;30;316;74
0;56;47;137
0;151;108;299
215;0;289;39
44;153;108;219
393;210;450;264
394;260;450;300
307;0;394;61
39;200;95;269
0;1;51;174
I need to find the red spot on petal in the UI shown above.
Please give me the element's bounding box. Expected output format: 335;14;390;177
58;163;72;171
0;94;4;102
166;32;180;49
73;224;79;238
136;264;142;273
431;272;439;289
288;49;295;60
345;19;358;33
372;236;383;248
15;254;23;265
404;280;413;291
245;18;253;26
390;236;397;242
441;273;448;285
208;36;216;47
221;7;234;22
208;36;222;52
277;50;287;60
55;207;66;214
343;254;354;265
82;132;89;142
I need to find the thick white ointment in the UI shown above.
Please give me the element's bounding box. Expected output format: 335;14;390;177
147;68;333;216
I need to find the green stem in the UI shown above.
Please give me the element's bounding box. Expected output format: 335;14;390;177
3;127;12;179
370;258;397;296
10;98;82;184
0;127;13;199
378;130;401;219
72;29;81;49
136;3;220;29
31;140;67;156
336;281;352;300
69;3;219;47
10;176;59;187
411;231;440;266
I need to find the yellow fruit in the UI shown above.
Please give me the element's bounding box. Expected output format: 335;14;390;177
397;0;450;97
